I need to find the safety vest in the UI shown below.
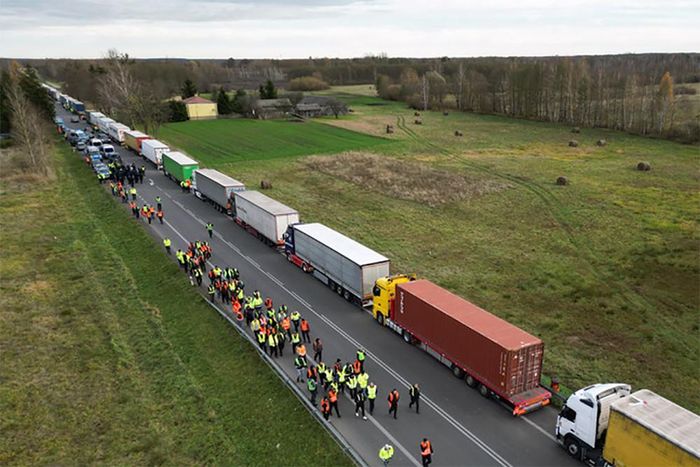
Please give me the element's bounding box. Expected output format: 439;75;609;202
353;360;361;374
358;373;369;389
253;296;263;308
338;371;346;384
156;197;161;203
208;286;215;295
294;357;307;369
251;319;260;332
379;447;394;461
291;311;301;322
324;370;333;383
130;188;136;195
328;390;338;403
300;320;310;332
317;363;326;375
321;399;330;413
307;379;316;392
420;441;432;456
410;386;420;398
291;333;300;345
257;332;266;344
389;390;399;403
346;376;357;389
268;333;277;347
367;385;377;399
163;238;171;247
357;350;365;362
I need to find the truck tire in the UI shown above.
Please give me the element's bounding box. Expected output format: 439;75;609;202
336;286;344;296
402;330;412;344
343;289;351;301
328;281;336;292
301;263;310;273
286;252;293;262
451;365;464;379
564;437;582;460
478;384;490;398
376;313;384;326
465;375;477;388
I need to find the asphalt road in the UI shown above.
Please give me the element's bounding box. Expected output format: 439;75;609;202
59;105;578;467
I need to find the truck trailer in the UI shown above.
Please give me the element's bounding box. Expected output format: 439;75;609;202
88;111;105;127
97;117;115;135
141;139;169;167
108;122;130;144
556;384;700;466
233;191;299;246
124;130;151;154
373;277;551;415
284;223;390;306
193;169;245;213
161;151;199;183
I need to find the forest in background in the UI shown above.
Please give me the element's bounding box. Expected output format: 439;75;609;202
4;53;698;143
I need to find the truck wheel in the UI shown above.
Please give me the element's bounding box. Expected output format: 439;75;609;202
286;252;293;262
376;313;384;325
465;375;477;388
301;263;309;273
478;384;489;398
328;281;336;292
402;331;412;344
336;286;344;296
564;437;582;460
343;289;351;301
451;365;464;379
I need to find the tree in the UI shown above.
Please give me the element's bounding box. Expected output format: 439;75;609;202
216;87;232;115
18;66;54;120
259;79;277;99
0;70;12;133
168;100;188;122
181;78;197;98
230;89;248;114
326;97;346;119
657;71;674;133
375;74;391;99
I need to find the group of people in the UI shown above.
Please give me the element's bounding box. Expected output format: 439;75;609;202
71;123;434;467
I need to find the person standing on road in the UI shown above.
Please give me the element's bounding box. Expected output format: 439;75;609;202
267;328;278;357
307;377;318;406
320;396;331;421
157;209;164;224
163;237;171;254
379;444;394;467
294;354;308;382
300;318;311;343
420;438;433;466
328;387;340;418
409;383;421;414
367;382;378;415
388;388;400;419
156;196;162;211
357;348;366;372
354;387;367;420
207;284;216;302
290;310;301;332
312;337;323;362
130;186;137;201
139;165;145;184
206;222;214;239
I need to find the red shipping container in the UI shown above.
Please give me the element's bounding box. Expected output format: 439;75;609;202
394;280;545;399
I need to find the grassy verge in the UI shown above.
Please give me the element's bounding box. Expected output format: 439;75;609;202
0;141;352;465
155;89;700;412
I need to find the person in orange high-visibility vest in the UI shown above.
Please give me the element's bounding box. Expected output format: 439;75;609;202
320;397;331;420
281;316;291;339
157;209;164;224
328;389;340;418
420;438;433;466
388;388;400;419
300;318;311;343
353;359;361;375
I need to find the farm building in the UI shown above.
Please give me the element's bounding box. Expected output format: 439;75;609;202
183;96;218;120
294;96;348;118
253;98;293;119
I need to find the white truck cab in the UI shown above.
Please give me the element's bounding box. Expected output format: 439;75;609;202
555;383;631;460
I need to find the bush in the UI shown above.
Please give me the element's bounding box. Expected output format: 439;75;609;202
556;176;569;186
168;100;188;122
288;76;330;92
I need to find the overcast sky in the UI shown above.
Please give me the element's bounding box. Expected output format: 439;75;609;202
1;0;698;58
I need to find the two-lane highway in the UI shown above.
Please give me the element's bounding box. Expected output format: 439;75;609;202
59;105;577;467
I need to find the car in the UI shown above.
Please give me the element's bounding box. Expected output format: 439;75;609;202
101;144;116;158
54;117;64;125
89;138;103;148
70;115;80;123
76;142;87;152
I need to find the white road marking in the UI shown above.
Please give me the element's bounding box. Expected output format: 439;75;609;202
521;415;556;442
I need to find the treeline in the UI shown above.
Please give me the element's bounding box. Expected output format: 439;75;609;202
6;53;698;142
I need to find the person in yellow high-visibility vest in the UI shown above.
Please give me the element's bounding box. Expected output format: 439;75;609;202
379;444;394;466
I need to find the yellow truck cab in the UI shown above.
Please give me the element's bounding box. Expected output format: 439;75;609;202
372;274;416;325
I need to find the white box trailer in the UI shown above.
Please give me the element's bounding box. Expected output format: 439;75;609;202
193;169;245;211
88;111;105;125
97;117;115;134
141;139;169;167
108;122;130;143
284;222;390;305
233;191;299;246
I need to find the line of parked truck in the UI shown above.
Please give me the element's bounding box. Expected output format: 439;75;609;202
50;85;700;466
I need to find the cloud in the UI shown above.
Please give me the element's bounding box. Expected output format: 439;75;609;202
0;0;698;58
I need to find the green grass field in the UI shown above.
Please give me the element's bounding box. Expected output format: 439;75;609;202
0;142;351;465
158;118;391;168
154;87;700;412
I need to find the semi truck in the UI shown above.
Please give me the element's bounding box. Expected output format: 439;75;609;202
108;122;130;144
372;276;551;415
141;139;169;167
193;169;245;213
233;191;299;246
284;223;391;306
124;130;151;154
88;111;105;128
556;384;700;466
97;117;115;134
161;151;199;183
